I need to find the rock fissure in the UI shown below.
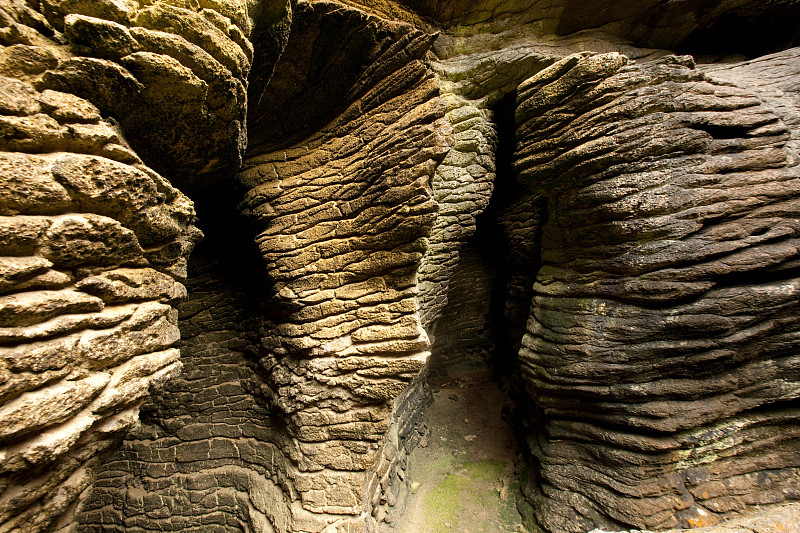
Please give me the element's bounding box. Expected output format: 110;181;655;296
1;1;800;532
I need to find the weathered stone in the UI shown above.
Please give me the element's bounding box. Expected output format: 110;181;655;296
37;89;102;123
417;91;497;332
0;303;135;345
0;44;59;79
0;288;103;327
40;213;144;268
0;74;195;531
2;1;800;533
51;153;194;246
0;75;40;115
77;302;180;368
76;268;187;304
0;373;109;442
0;215;51;255
33;0;291;190
513;52;800;532
0;256;52;292
90;348;181;414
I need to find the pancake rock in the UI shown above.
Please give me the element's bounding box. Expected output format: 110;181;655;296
1;0;799;532
236;2;451;529
513;51;800;532
0;74;198;532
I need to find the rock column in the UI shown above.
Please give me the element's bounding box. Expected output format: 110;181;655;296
514;52;800;531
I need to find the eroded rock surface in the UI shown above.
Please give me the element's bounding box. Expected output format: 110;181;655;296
514;51;800;532
235;2;451;529
79;243;293;532
0;75;198;532
33;0;290;190
1;0;800;532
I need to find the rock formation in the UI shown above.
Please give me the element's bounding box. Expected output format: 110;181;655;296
0;73;198;532
514;50;800;532
0;0;799;532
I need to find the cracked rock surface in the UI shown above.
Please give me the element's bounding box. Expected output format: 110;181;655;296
513;51;800;532
0;74;197;533
1;1;800;532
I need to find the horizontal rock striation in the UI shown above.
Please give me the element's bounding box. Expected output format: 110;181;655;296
0;75;198;532
589;502;800;533
514;52;800;531
77;249;295;533
706;48;800;158
26;0;291;190
236;2;451;529
3;1;800;532
417;90;496;331
0;2;296;531
426;237;498;378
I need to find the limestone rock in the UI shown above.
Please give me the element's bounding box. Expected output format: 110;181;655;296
417;90;496;331
235;3;450;527
36;0;293;190
2;1;800;533
0;77;196;532
0;373;109;442
513;51;800;532
76;268;187;304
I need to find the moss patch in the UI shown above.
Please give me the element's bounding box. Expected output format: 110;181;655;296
422;459;523;532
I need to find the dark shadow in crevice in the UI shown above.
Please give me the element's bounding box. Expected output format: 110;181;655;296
78;178;296;531
676;7;800;60
689;122;753;140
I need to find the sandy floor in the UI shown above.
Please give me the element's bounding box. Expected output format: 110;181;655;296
394;371;527;533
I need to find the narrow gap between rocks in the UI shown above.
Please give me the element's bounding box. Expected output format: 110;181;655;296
396;369;524;533
395;91;531;533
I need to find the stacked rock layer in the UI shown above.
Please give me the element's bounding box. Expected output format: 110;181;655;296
0;75;198;531
514;52;800;532
1;0;800;532
0;0;273;530
236;2;451;529
78;245;297;532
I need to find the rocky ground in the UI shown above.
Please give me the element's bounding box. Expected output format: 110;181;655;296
396;370;526;533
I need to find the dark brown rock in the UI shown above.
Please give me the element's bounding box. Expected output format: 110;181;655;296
2;2;800;533
513;52;800;532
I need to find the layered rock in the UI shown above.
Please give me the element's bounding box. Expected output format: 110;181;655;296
0;1;281;530
31;0;291;190
514;51;800;531
78;242;293;532
589;502;800;533
235;2;451;529
420;42;556;376
391;0;799;58
417;91;496;331
0;75;198;532
2;1;800;532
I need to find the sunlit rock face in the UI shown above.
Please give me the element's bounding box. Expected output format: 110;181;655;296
237;4;451;528
1;0;799;532
0;74;199;532
32;0;291;191
0;1;273;530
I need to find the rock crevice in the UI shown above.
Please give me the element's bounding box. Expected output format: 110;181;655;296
1;1;800;532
